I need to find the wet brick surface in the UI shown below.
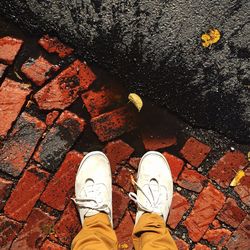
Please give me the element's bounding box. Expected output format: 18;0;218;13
0;33;249;250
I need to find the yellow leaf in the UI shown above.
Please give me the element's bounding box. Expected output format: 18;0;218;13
230;170;245;187
248;152;250;161
201;28;221;47
128;93;143;112
119;243;128;249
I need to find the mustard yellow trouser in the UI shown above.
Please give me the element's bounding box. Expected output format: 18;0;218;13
72;213;178;250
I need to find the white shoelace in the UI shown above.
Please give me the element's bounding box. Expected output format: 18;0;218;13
129;178;168;214
72;181;111;217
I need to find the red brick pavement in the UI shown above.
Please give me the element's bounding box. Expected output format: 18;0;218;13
0;34;249;249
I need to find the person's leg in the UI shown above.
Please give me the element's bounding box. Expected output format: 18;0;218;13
71;151;118;250
129;151;178;250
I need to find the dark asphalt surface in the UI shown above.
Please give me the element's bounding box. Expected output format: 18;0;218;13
0;0;249;143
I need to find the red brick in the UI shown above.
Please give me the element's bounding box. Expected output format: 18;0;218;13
34;60;96;110
208;151;248;188
234;167;250;206
180;137;211;167
21;56;59;86
167;192;190;229
46;110;60;126
113;185;130;228
4;165;49;221
0;36;23;64
0;63;7;78
82;86;125;118
40;151;83;211
128;157;140;170
53;201;81;245
193;243;211;250
0;112;46;177
103;139;134;172
91;105;137;142
40;240;67;250
177;168;207;192
203;228;231;248
115;211;134;250
34;110;85;172
11;208;56;249
116;167;133;192
0;215;22;249
217;197;247;228
183;183;225;242
211;219;221;229
0;78;31;137
39;35;74;58
162;152;184;183
0;177;13;210
174;237;189;250
142;133;176;150
226;215;250;250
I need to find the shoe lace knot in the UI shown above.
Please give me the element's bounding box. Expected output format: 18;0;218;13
129;178;168;214
72;180;111;216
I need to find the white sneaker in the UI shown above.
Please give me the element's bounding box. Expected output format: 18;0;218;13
72;151;113;227
129;151;173;224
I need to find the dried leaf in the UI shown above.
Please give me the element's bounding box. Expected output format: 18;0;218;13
248;152;250;161
119;243;129;249
201;28;221;48
128;93;143;112
230;170;245;187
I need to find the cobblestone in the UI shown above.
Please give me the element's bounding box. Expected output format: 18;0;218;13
112;185;130;228
0;36;23;64
0;215;22;249
0;177;13;210
203;228;231;248
167;192;190;229
177;168;207;192
52;201;81;245
33;110;85;172
115;211;134;250
234;167;250;206
226;215;250;250
0;78;31;137
82;86;125;118
0;63;7;78
38;35;73;58
91;105;137;141
4;165;49;221
40;151;83;211
208;151;248;188
40;240;67;250
217;197;247;228
183;183;225;242
103;139;134;173
180;137;211;167
21;56;59;86
11;208;56;249
163;152;184;182
0;112;46;176
34;60;96;110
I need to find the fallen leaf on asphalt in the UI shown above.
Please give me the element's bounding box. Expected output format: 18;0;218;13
128;93;143;112
230;170;245;187
201;28;221;48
